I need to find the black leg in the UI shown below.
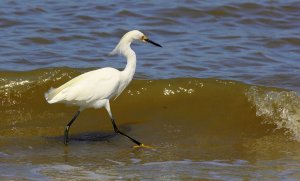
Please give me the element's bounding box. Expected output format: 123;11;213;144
111;119;142;146
64;111;80;145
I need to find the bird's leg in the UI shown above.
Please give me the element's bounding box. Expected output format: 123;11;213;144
111;118;142;146
64;111;80;145
105;101;146;147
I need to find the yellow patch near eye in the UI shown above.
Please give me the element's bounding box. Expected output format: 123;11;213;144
141;35;148;42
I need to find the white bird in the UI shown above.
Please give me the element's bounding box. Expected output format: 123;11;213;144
45;30;162;147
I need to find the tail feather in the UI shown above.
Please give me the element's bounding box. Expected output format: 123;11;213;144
45;87;59;104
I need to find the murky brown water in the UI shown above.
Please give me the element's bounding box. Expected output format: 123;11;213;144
1;70;300;180
1;1;300;180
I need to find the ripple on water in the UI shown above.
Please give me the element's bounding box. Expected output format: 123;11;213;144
0;18;22;28
265;37;300;48
76;15;97;21
117;10;144;17
36;27;65;33
90;32;110;38
206;7;241;18
158;7;205;18
25;37;55;45
57;35;92;41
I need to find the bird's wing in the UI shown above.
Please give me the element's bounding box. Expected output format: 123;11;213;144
46;68;121;104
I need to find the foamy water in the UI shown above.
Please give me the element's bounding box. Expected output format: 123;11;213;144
246;87;300;141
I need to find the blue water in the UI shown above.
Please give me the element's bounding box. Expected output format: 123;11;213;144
0;0;299;91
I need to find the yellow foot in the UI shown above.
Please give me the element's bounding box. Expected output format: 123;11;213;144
133;144;153;149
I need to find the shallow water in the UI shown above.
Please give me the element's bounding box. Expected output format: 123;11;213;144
0;0;300;180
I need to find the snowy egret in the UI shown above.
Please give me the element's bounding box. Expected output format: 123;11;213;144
45;30;162;147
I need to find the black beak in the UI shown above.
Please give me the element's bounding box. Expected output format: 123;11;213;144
145;39;162;47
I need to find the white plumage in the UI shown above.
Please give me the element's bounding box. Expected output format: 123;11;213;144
45;30;162;146
45;68;121;109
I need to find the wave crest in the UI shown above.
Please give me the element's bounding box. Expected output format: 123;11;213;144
246;86;300;141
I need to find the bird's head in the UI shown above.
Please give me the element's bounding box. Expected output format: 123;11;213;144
131;30;162;47
109;30;162;56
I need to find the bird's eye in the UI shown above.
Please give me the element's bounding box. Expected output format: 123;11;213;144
141;36;145;40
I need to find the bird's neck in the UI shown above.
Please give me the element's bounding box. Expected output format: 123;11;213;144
122;46;136;82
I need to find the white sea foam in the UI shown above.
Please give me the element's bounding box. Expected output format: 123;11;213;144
246;86;300;141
